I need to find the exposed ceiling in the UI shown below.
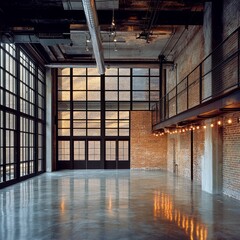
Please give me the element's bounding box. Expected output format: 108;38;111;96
0;0;208;66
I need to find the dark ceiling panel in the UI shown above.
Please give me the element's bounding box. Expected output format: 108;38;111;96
0;0;207;64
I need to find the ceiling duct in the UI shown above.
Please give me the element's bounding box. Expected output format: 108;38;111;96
62;0;119;10
81;0;105;74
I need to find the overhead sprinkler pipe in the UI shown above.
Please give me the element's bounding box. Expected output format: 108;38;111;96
82;0;105;74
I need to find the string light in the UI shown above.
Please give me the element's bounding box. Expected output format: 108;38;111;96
152;116;238;136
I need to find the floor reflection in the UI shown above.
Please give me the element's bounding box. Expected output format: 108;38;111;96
154;191;208;240
0;170;240;240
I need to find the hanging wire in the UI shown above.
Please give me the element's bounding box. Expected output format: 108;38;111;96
138;0;162;43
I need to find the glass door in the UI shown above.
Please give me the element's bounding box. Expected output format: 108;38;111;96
87;140;101;169
105;140;130;169
58;140;71;169
118;140;130;169
105;141;116;169
74;140;86;169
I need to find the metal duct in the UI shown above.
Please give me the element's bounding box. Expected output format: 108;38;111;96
82;0;105;74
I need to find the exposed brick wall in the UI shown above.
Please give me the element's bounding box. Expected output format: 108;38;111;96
223;112;240;200
147;0;240;200
176;26;204;82
223;0;240;38
130;111;167;169
167;129;204;185
193;128;205;184
167;25;204;118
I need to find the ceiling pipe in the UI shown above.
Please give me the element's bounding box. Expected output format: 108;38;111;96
82;0;105;74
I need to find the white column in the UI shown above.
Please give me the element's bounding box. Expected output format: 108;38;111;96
202;120;222;194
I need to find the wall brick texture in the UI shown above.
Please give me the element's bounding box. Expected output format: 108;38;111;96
130;111;167;169
167;25;204;118
167;129;204;185
193;128;205;184
223;112;240;200
223;0;240;38
129;0;240;200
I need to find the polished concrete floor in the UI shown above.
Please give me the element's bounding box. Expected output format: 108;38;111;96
0;170;240;240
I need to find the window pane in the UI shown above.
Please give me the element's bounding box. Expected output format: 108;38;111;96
88;120;100;128
119;129;129;136
58;141;70;161
73;91;86;101
88;111;101;119
106;111;118;119
58;68;70;75
74;141;85;161
119;141;129;161
73;120;86;128
106;91;118;101
150;77;159;90
58;77;70;90
58;91;70;101
87;68;99;75
73;77;86;90
106;120;118;128
150;69;159;76
87;91;100;101
106;68;118;75
58;120;70;128
119;91;130;101
88;77;100;90
73;111;86;119
73;68;86;75
119;68;130;75
88;141;100;161
58;111;70;119
119;77;130;90
87;129;100;136
105;129;118;136
133;68;148;76
150;91;159;101
105;77;118;90
133;91;149;101
106;141;116;161
119;111;129;120
73;129;86;136
133;77;149;90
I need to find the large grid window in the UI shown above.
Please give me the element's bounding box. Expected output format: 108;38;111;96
58;68;101;137
105;111;129;136
57;67;159;169
5;112;16;181
0;44;46;187
105;68;159;111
